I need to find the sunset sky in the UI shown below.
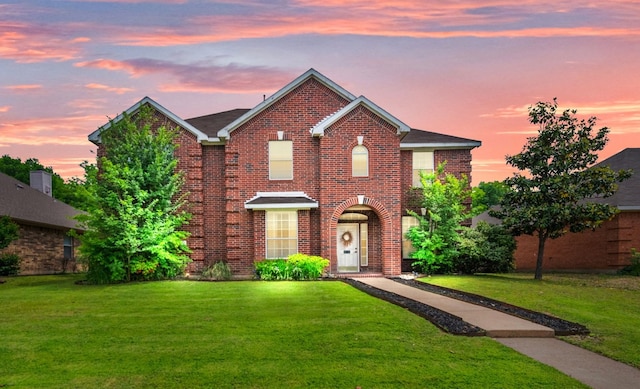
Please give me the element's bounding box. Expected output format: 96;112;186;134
1;0;639;184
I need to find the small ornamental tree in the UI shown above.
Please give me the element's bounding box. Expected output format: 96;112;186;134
491;99;632;280
0;215;20;276
406;163;476;274
76;108;191;283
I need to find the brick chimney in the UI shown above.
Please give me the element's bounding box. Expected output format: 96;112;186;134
30;170;53;197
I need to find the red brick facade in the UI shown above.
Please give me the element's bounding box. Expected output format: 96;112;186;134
515;211;639;272
91;70;480;277
2;223;80;275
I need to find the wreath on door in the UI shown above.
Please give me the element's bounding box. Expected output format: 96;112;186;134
340;231;353;247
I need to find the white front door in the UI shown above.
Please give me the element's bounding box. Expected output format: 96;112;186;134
337;224;359;272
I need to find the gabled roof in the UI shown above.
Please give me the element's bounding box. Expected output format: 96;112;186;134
88;96;211;145
0;172;84;231
245;192;319;210
591;148;640;210
217;68;357;140
185;109;250;138
400;129;481;149
310;96;411;137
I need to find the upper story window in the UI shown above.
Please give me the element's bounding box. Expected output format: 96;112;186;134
352;145;369;177
269;140;293;180
412;151;434;186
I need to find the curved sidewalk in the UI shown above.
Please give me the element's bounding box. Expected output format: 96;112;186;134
353;277;640;389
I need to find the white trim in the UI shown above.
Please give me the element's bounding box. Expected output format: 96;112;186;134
244;191;319;210
88;96;209;145
400;142;481;149
218;69;357;139
311;96;411;137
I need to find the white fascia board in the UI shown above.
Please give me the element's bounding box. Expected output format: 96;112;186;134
311;96;411;137
618;206;640;211
217;68;357;139
88;96;209;145
400;141;482;149
245;203;318;210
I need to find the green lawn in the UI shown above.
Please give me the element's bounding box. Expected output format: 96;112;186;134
0;275;586;388
422;273;640;369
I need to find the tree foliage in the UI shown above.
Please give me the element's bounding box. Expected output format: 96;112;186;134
406;163;476;274
76;108;191;283
491;99;632;280
473;181;509;212
0;155;94;211
0;215;19;250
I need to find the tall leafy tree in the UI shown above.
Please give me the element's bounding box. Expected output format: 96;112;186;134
473;181;509;212
491;99;632;280
76;108;191;283
406;163;476;274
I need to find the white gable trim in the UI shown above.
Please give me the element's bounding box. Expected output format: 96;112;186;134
310;96;411;137
88;96;210;145
400;142;481;149
217;69;357;140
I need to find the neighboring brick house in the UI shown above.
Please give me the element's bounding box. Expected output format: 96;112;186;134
89;69;481;276
0;171;83;274
514;148;640;272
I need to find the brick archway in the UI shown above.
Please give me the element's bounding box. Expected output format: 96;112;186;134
328;196;399;275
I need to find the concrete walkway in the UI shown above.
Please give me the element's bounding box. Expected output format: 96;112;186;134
353;277;640;389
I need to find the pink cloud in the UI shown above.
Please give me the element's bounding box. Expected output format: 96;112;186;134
85;83;134;94
3;84;43;91
0;114;106;147
0;23;86;63
76;59;295;93
0;106;10;113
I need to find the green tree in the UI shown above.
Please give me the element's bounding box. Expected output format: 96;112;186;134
473;181;509;212
491;99;632;280
76;108;191;283
0;155;93;211
0;215;20;276
406;163;476;274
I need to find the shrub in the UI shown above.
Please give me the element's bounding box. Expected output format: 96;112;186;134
618;249;640;276
254;254;329;280
202;261;233;280
453;222;516;274
0;253;20;276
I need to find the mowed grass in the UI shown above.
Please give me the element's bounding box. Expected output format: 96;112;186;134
0;275;586;388
422;273;640;368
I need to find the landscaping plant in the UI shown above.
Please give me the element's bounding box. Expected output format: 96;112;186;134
0;215;20;276
75;107;191;283
255;253;329;280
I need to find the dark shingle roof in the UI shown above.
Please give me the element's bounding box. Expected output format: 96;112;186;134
592;148;640;209
401;128;481;148
185;109;250;137
0;172;84;230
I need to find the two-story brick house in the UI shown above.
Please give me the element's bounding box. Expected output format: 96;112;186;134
89;69;480;277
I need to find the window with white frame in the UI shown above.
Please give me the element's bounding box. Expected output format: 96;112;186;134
63;235;74;259
412;151;434;187
402;216;420;258
266;211;298;258
269;140;293;180
352;145;369;177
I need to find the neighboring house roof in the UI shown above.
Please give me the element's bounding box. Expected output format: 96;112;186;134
185;109;250;138
0;172;84;231
401;128;481;149
245;192;319;210
310;96;411;137
592;148;640;210
88;96;212;145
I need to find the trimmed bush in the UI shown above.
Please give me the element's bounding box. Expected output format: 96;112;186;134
453;222;516;274
0;253;20;276
618;249;640;276
201;261;233;280
255;254;329;280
